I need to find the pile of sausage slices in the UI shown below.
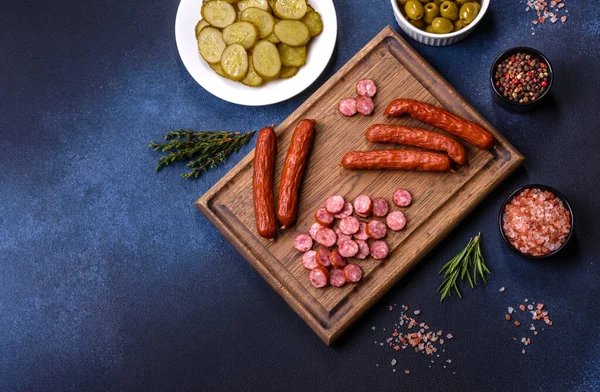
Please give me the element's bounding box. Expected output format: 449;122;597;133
295;190;412;289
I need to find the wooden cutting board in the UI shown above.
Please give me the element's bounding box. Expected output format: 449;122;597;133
195;26;524;345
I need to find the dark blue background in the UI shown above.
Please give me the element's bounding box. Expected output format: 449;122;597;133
1;0;599;391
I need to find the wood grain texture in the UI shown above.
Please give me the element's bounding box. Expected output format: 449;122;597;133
195;26;524;345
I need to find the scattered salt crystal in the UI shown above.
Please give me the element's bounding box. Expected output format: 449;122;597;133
372;326;376;330
524;298;528;302
414;310;421;315
522;349;526;354
446;359;452;363
499;287;505;292
508;307;514;314
527;304;534;310
447;334;453;339
393;369;396;372
391;359;397;366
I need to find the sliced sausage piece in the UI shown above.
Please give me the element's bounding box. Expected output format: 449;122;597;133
338;239;359;258
338;98;357;117
314;207;334;227
356;96;375;115
393;188;412;207
325;195;345;214
309;266;330;288
329;269;346;288
329;249;347;269
372;198;389;217
343;263;363;283
355;240;370;259
336;230;352;246
353;222;369;241
316;247;331;267
370;241;389;260
334;202;354;219
294;233;313;252
315;228;337;247
386;211;407;231
309;222;325;240
302;250;318;270
366;219;387;240
339;216;360;235
353;195;373;217
355;79;377;97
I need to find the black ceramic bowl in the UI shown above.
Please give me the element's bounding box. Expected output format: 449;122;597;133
499;184;574;259
490;47;553;113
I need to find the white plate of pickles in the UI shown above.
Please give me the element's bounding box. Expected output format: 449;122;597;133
175;0;337;106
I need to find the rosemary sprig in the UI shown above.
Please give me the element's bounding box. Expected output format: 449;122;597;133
438;233;490;302
149;129;255;179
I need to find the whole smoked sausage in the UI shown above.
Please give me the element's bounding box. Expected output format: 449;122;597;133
341;150;452;172
277;119;316;228
384;99;494;150
366;124;468;165
253;126;278;239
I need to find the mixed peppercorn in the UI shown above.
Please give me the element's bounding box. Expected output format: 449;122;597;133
494;52;550;104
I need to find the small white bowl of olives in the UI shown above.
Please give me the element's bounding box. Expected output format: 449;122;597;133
391;0;489;46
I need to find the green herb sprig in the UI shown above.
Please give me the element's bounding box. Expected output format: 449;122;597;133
438;233;490;302
149;129;255;179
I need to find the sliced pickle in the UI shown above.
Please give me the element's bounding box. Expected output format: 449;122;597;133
273;0;307;20
273;20;309;46
279;66;299;79
277;43;306;67
223;21;259;49
240;8;275;38
237;0;270;12
241;55;264;86
201;1;237;28
220;44;249;81
301;11;322;37
198;27;227;64
195;20;210;37
252;40;281;80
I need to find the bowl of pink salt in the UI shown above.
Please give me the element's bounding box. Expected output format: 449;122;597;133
499;184;573;259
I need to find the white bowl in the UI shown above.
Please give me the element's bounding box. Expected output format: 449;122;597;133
391;0;489;46
175;0;337;106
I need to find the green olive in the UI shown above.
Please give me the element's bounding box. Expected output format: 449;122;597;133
453;19;464;30
440;1;459;21
433;0;443;5
425;24;435;33
431;16;454;33
404;1;425;20
398;0;409;4
423;3;440;24
455;0;470;5
459;2;481;25
410;19;426;29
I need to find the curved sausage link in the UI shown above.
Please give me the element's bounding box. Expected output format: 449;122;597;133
253;126;278;239
277;119;316;228
341;150;452;172
383;99;494;150
366;124;468;166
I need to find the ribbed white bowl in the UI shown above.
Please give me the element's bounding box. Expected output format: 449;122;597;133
391;0;489;46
